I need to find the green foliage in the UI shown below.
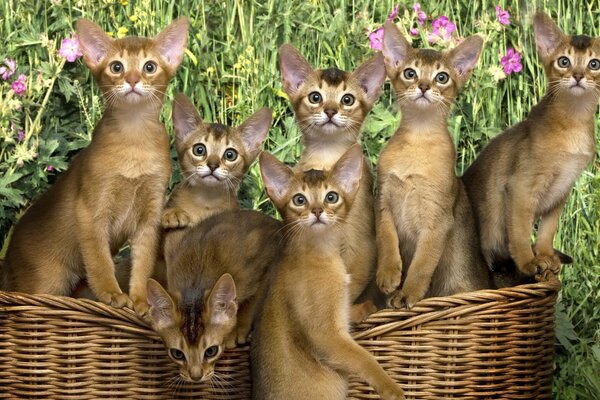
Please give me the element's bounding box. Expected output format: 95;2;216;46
0;0;598;397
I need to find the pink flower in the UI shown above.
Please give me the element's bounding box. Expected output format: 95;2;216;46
0;59;16;81
59;35;83;62
11;74;27;96
47;165;54;172
431;16;456;38
413;3;427;26
388;5;399;21
369;27;384;51
410;27;419;36
17;129;25;142
500;48;522;74
496;5;510;25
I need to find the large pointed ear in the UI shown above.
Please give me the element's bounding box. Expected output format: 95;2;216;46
239;108;272;161
155;17;189;72
172;93;203;142
259;152;295;207
279;43;313;97
351;53;386;105
331;144;363;197
147;279;178;330
206;274;238;326
533;12;564;58
383;21;413;76
76;19;113;70
448;35;483;82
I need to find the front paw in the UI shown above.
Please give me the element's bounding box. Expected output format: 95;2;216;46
161;208;191;229
350;300;377;324
379;385;405;400
376;255;403;295
97;291;133;309
389;284;426;310
224;332;238;349
521;254;561;277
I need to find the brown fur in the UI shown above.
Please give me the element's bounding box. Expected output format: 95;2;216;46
462;12;599;282
1;18;188;316
376;21;491;308
252;145;404;400
147;210;282;383
278;44;386;304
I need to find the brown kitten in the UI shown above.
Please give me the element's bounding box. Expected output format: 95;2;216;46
252;145;405;400
279;43;386;305
462;12;599;282
376;21;491;308
1;18;188;316
147;210;282;383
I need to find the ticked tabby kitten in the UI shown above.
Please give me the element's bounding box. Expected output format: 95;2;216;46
462;12;599;282
376;21;491;308
279;44;386;304
252;145;405;400
2;18;188;315
147;210;282;383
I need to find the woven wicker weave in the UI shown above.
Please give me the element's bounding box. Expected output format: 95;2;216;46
0;279;559;399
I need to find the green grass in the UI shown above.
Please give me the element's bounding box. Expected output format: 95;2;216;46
0;1;598;397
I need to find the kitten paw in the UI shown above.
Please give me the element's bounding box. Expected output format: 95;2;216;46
376;257;403;295
161;208;191;229
388;288;423;310
350;300;377;323
132;298;149;318
97;291;133;309
379;386;406;400
224;335;237;350
521;254;561;277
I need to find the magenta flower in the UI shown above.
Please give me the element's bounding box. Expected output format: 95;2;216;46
500;48;522;74
0;59;16;81
59;35;83;62
432;16;456;38
496;5;510;25
47;165;54;172
410;27;419;36
369;27;384;51
388;4;399;21
413;3;427;26
11;74;27;96
17;129;25;142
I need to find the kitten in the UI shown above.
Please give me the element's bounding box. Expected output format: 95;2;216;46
1;18;188;316
462;12;599;282
279;44;386;305
376;21;491;308
252;145;405;400
147;210;282;383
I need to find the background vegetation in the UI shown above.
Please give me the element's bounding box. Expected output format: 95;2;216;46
0;0;598;397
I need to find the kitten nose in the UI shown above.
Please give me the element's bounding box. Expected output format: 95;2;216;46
324;109;337;119
573;73;584;82
125;71;141;87
312;208;323;218
418;83;430;93
207;156;220;171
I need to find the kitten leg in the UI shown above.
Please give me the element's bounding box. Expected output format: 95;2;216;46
533;200;564;275
129;222;161;317
161;206;192;229
375;193;402;295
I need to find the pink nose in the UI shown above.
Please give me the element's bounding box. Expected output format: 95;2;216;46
324;109;337;119
573;73;584;82
312;208;323;218
418;83;430;93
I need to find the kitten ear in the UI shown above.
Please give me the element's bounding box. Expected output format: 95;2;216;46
239;108;272;161
259;152;295;206
172;93;203;141
331;144;363;197
279;43;313;97
155;17;189;72
383;21;412;74
206;274;238;326
76;19;113;69
147;279;177;330
448;35;484;79
533;12;564;58
351;53;386;104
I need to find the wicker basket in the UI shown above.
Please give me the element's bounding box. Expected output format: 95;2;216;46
0;278;559;399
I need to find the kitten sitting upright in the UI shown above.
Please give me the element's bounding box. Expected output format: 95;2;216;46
376;21;491;308
2;18;188;315
462;12;599;282
252;145;405;400
278;44;386;305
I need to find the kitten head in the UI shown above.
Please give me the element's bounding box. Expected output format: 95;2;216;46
259;145;363;235
279;44;386;144
382;21;483;112
147;275;237;383
172;93;271;189
76;17;188;107
534;11;600;98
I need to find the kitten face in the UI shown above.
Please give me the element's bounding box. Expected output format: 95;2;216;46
172;94;271;188
534;12;600;98
279;44;386;143
382;21;483;112
147;275;237;383
260;145;363;235
76;18;188;107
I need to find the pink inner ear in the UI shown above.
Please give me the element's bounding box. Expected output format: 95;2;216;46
156;19;188;70
280;45;313;94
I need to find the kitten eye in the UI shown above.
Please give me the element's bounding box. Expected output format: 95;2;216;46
341;94;355;106
223;148;238;161
192;143;206;157
435;72;450;84
557;56;571;68
169;348;186;361
292;194;306;206
143;61;157;74
110;61;124;74
403;68;417;80
308;92;322;104
588;59;600;70
325;191;339;204
204;346;219;358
